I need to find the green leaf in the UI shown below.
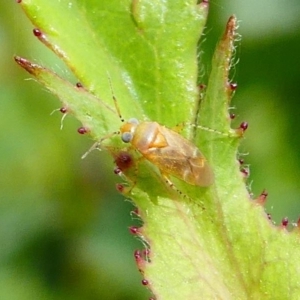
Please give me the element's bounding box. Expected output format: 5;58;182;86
15;1;300;299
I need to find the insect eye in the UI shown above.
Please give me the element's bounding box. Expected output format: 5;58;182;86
121;132;132;143
128;118;139;125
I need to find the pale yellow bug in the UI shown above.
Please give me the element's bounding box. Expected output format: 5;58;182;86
83;80;214;188
109;79;214;188
119;118;214;187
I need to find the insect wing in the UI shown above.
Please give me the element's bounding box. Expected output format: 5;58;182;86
145;126;214;186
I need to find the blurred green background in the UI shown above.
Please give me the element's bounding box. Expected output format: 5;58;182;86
1;1;300;299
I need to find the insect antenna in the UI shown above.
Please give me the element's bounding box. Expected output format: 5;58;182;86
83;74;126;160
107;73;125;123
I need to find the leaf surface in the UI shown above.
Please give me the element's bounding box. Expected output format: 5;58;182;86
16;1;300;299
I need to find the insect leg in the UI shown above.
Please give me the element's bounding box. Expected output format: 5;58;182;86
193;124;232;137
161;174;205;209
171;121;235;138
161;174;188;199
81;131;119;159
193;124;246;138
124;155;145;194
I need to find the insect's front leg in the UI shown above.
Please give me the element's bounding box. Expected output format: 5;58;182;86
81;131;120;159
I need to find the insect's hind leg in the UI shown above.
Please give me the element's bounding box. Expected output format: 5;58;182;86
171;121;234;140
161;174;206;210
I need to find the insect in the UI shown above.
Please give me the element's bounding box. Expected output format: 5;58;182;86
119;118;214;186
110;79;214;187
83;79;214;189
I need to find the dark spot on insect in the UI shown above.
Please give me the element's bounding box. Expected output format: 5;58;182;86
76;82;83;88
60;107;67;114
238;158;244;165
198;84;206;90
129;226;139;234
267;213;272;220
16;0;22;3
141;279;149;286
230;113;235;119
281;217;288;227
77;127;88;134
33;28;42;37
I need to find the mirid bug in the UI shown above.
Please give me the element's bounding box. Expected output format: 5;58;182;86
83;79;214;188
119;118;214;186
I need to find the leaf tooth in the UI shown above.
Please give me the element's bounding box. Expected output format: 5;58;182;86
254;190;268;206
14;56;42;75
